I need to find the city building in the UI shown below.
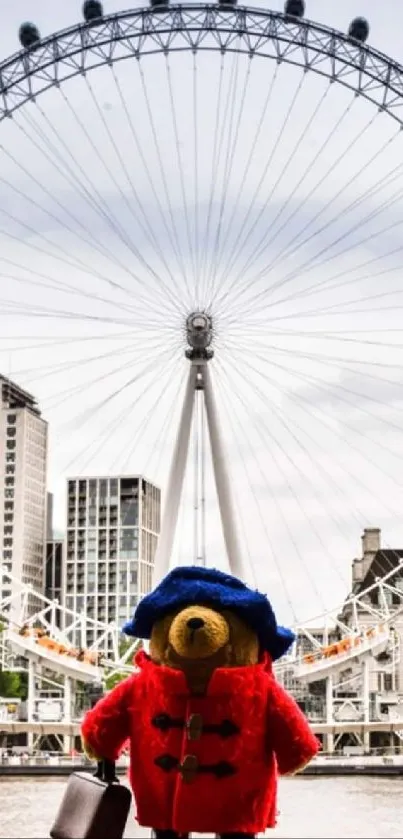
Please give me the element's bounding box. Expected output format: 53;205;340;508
46;492;54;540
0;375;48;611
64;475;161;649
45;540;64;624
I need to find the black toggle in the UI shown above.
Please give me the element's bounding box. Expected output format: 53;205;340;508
205;719;240;738
200;761;237;779
154;753;237;779
152;712;240;739
154;753;179;772
152;713;183;732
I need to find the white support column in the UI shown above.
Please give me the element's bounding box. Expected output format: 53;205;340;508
200;401;206;567
203;364;250;584
64;676;72;723
63;676;72;754
152;364;198;587
27;659;35;752
80;616;87;651
325;674;334;755
362;657;371;753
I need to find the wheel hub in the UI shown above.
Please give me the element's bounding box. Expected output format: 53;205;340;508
185;312;214;361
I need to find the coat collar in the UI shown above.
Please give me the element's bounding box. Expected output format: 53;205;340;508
135;650;272;696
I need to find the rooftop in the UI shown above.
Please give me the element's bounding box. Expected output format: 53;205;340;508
0;374;41;415
355;548;403;595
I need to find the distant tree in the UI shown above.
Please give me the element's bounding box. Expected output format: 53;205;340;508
104;636;141;691
104;671;126;691
0;623;28;699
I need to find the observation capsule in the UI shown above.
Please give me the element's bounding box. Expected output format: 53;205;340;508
150;0;170;7
284;0;305;17
348;17;370;43
83;0;104;22
219;0;238;6
19;22;41;49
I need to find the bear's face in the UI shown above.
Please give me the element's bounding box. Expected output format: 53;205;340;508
150;604;259;694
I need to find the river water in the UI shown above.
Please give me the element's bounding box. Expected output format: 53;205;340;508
0;775;402;838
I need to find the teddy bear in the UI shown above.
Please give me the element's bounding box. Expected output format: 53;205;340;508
81;566;319;839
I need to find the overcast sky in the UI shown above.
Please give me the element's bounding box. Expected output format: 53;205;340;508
1;0;403;629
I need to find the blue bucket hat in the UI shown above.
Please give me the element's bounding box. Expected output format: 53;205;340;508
123;565;295;662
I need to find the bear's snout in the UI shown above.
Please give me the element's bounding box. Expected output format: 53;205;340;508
169;605;230;660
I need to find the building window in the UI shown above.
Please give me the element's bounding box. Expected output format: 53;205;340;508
6;453;15;463
120;528;138;558
4;490;14;499
384;673;393;692
7;414;16;425
121;499;138;527
6;440;16;450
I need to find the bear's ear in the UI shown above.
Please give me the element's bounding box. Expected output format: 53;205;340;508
149;612;175;664
222;610;259;666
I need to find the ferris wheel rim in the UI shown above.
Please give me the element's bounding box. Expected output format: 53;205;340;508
1;4;403;126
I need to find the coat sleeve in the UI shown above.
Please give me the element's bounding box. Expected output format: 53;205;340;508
266;677;320;776
81;675;136;762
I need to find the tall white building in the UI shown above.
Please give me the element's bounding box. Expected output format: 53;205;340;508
64;475;161;648
0;375;48;607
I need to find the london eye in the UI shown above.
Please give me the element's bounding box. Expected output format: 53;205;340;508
1;0;403;754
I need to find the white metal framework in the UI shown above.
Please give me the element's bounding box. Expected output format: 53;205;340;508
2;553;403;754
275;562;403;752
0;569;139;677
0;568;139;749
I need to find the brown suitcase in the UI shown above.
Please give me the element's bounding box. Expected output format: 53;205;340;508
50;760;131;839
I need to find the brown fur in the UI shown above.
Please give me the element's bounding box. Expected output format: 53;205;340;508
149;604;259;694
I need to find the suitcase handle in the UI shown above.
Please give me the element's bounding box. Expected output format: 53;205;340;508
94;759;118;784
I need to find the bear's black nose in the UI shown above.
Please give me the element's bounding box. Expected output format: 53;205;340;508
187;617;205;631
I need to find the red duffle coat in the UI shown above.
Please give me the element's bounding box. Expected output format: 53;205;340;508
81;651;319;835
